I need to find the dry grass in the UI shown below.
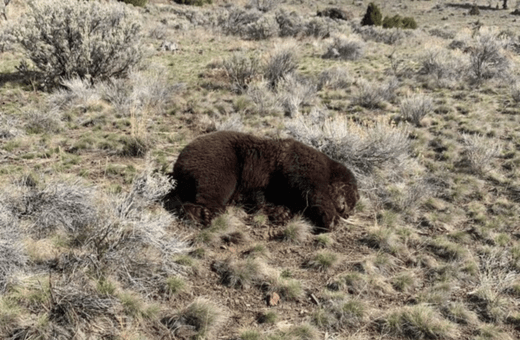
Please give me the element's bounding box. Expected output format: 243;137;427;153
280;216;313;243
399;94;434;126
305;251;340;272
381;304;458;339
322;36;365;60
459;133;502;175
162;297;228;339
211;258;267;289
0;204;26;292
2;1;520;339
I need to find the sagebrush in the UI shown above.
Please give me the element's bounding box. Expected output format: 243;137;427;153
16;0;142;87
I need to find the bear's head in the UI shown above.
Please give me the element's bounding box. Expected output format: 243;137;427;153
329;162;359;222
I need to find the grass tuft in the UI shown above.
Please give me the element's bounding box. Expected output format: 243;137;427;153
283;323;319;340
442;302;479;325
459;134;502;175
165;276;187;296
211;258;266;289
314;234;333;248
322;36;365;60
280;216;312;243
317;66;352;90
428;238;469;261
240;329;262;340
391;271;416;293
274;278;304;301
400;94;434;126
258;310;277;324
0;204;26;292
264;45;298;88
381;304;457;339
363;226;399;252
163;297;227;339
224;53;262;93
305;251;340;271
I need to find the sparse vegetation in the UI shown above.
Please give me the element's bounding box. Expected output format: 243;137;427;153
240;329;262;340
305;251;340;271
400;95;434;126
353;78;398;108
165;276;187;295
212;258;266;288
164;298;227;339
280;216;313;243
275;278;304;301
459;133;502;174
469;33;511;83
2;0;520;338
224;53;262;93
381;304;457;339
258;310;277;324
322;37;365;60
264;46;299;88
315;234;333;248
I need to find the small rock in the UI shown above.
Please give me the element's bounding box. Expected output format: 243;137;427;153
267;292;280;306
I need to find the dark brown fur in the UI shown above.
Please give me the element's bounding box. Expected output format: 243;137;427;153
164;131;359;233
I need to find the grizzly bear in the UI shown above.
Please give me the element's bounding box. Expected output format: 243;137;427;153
164;131;359;233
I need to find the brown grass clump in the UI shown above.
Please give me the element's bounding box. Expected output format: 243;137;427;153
391;271;416;293
273;278;304;301
442;302;479;326
279;216;313;243
380;304;458;339
305;251;341;272
210;208;245;232
0;204;26;292
458;134;502;175
211;258;267;289
313;297;367;331
279;323;320;340
162;297;228;339
400;94;434;126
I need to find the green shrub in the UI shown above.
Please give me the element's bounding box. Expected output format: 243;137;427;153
173;0;212;5
383;15;417;29
401;17;417;29
382;15;401;29
119;0;147;7
361;3;382;26
469;5;480;15
15;0;142;88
